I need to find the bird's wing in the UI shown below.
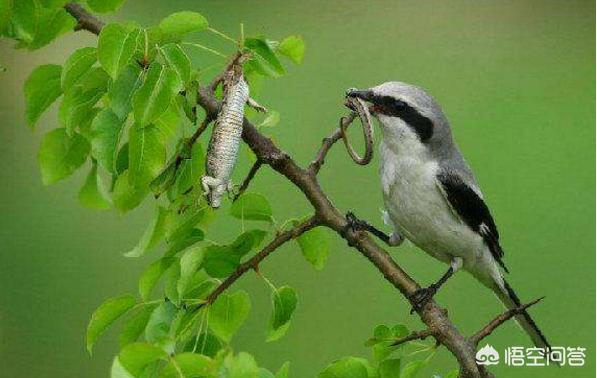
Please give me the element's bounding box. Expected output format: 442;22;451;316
435;171;508;273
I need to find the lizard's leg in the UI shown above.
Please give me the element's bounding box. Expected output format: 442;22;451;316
409;257;463;313
247;97;268;113
342;211;399;247
201;176;221;195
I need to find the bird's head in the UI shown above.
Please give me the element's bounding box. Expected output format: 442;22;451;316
346;82;452;154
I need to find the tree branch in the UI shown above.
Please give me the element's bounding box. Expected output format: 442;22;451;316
471;297;544;346
203;216;319;306
64;3;104;35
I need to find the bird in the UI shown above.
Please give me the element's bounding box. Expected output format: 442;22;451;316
343;82;550;349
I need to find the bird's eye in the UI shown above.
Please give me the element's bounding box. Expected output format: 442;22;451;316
393;99;407;110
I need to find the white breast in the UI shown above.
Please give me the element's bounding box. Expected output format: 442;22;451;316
379;128;485;268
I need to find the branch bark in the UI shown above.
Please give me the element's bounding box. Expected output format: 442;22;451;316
64;3;104;35
62;4;534;377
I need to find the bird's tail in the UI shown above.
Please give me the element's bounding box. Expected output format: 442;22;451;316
492;279;550;349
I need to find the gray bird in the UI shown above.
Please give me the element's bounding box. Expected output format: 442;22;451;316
344;82;549;349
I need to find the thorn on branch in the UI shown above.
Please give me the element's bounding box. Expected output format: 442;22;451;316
471;297;544;345
391;328;436;346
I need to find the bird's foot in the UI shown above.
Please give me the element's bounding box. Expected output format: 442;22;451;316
409;285;438;314
342;211;369;246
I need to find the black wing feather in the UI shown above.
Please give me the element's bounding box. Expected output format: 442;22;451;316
437;172;508;273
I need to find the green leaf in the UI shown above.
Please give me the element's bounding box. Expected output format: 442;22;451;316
177;246;205;298
230;193;273;222
209;291;251;342
108;64;143;120
174;142;204;196
59;83;106;135
219;352;260;378
38;128;90;185
400;360;427;378
78;162;111;209
115;143;129;174
90;109;124;174
443;370;459;378
24;64;62;128
163;260;181;303
138;257;175;301
202;230;266;278
164;205;211;243
87;0;126;13
378;359;401;378
161;353;214;378
275;362;290;378
318;357;371;378
98;24;140;79
8;0;36;44
267;286;297;342
160;43;191;85
120;304;157;347
86;294;136;354
154;101;181;141
145;301;177;347
31;7;75;50
128;124;166;187
11;2;75;50
125;206;168;257
0;0;12;36
158;11;208;41
62;47;98;92
277;35;305;64
132;62;181;126
111;357;134;378
245;38;285;76
119;342;167;377
296;226;329;270
230;229;267;256
112;170;148;212
164;228;204;257
257;110;280;129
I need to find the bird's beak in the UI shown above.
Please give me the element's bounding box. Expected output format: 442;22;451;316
346;88;374;102
345;88;376;113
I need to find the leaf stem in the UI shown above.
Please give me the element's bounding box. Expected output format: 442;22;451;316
208;27;238;45
182;42;227;58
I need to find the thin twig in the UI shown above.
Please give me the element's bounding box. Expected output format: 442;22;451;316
189;116;213;145
309;112;356;174
202;216;319;306
391;328;436;346
471;297;544;345
208;51;242;93
233;160;262;202
64;3;104;35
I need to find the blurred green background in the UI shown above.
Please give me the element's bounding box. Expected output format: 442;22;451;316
1;0;594;377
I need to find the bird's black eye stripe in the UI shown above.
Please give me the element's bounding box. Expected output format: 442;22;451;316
372;95;433;142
